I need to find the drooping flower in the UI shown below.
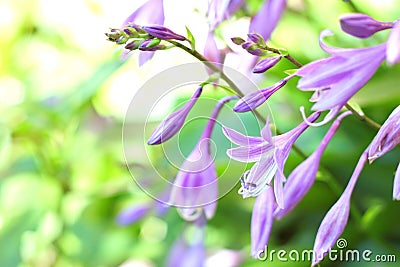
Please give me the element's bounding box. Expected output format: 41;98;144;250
368;105;400;162
393;163;400;200
250;186;275;258
223;112;320;208
274;111;352;219
148;87;202;145
122;0;165;65
312;150;368;266
297;30;386;125
340;13;393;38
249;0;286;41
169;96;238;221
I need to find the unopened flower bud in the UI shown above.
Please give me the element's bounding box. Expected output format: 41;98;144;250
247;32;265;45
253;55;282;73
340;13;393;38
231;37;246;45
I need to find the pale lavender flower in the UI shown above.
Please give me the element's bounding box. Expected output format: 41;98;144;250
387;19;400;65
253;55;282;74
340;13;393;38
312;150;368;266
233;77;290;113
207;0;245;30
250;186;274;258
368;105;400;162
223;112;320;208
142;25;186;41
169;96;238;221
116;203;151;225
393;163;400;200
249;0;286;41
148;87;202;145
274;111;352;219
297;30;386;125
122;0;164;65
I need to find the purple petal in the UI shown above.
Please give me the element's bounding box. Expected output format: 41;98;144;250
227;143;274;162
387;20;400;65
250;187;275;257
204;32;223;64
122;0;164;27
222;126;263;146
312;151;368;266
393;163;400;200
368;105;400;162
340;13;393;39
249;0;286;41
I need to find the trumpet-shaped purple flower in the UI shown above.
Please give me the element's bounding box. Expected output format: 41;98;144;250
340;13;394;38
223;112;320;208
393;163;400;200
148;87;202;145
368;105;400;162
297;30;386;125
142;25;186;41
122;0;165;65
169;96;238;221
312;150;368;266
250;186;274;258
274;111;352;219
249;0;286;41
233;76;291;113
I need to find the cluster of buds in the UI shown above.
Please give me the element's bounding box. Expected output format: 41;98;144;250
106;24;187;52
231;33;283;73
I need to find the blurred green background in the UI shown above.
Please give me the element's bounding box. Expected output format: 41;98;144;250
0;0;399;266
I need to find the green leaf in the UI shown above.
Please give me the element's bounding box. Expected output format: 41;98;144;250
185;26;196;50
284;69;298;75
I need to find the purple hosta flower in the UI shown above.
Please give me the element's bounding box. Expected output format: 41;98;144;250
233;77;290;113
274;111;352;219
249;0;286;41
250;186;274;258
169;96;238;221
340;13;394;38
207;0;245;30
387;19;400;65
148;87;202;145
297;30;386;125
223;112;320;208
122;0;164;65
142;25;186;41
253;55;282;74
368;105;400;162
312;150;368;266
393;163;400;200
116;203;151;225
241;41;264;56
